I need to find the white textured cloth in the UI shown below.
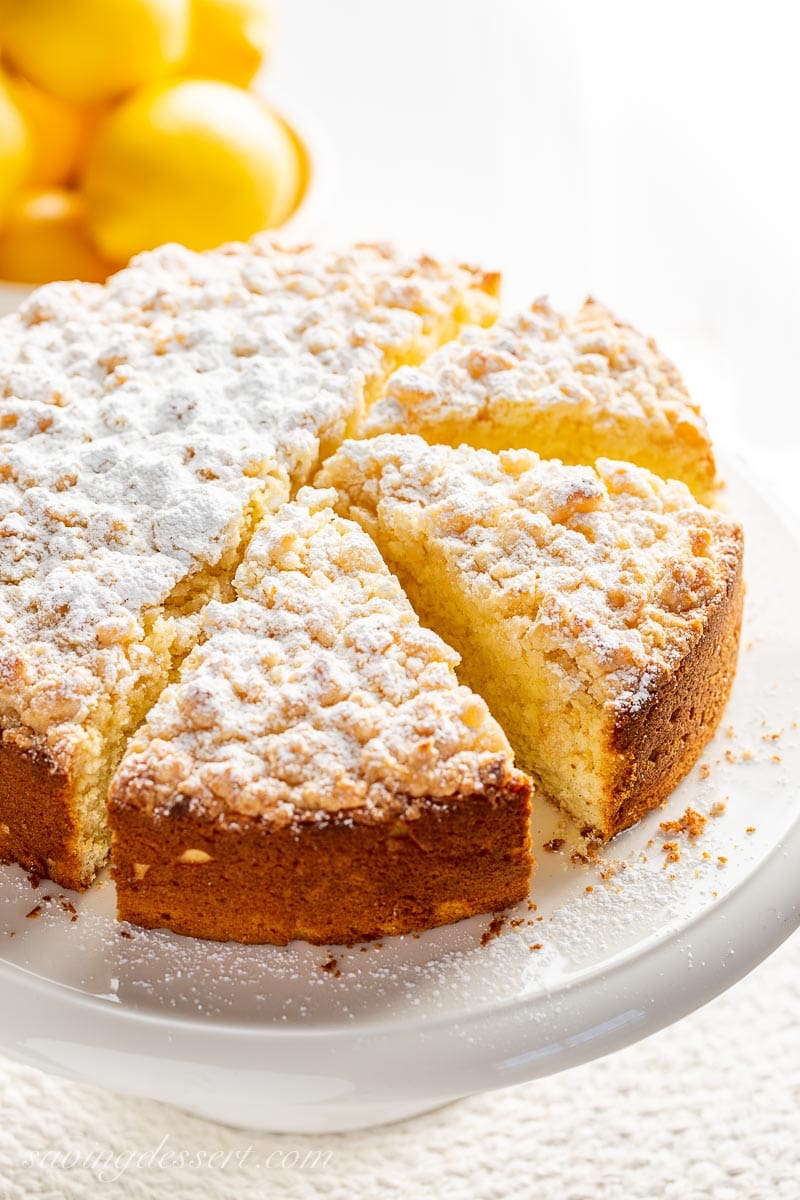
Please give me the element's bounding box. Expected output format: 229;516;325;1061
0;932;797;1200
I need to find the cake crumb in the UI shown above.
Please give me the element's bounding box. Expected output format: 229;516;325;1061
710;800;727;818
527;901;538;912
25;904;42;920
320;957;341;978
26;869;41;890
570;850;590;865
699;763;711;780
660;807;707;840
119;928;133;939
745;826;756;834
481;914;507;945
662;841;681;864
578;829;604;860
543;838;565;853
529;943;543;952
585;885;594;893
717;856;728;866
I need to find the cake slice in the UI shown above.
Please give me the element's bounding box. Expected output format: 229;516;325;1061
109;490;532;945
361;298;718;503
0;239;499;890
318;436;743;841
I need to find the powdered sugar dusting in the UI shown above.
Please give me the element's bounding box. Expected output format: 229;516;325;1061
0;239;496;756
362;296;716;498
112;488;520;821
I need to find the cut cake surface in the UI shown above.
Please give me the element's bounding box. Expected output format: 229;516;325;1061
317;435;743;840
361;298;717;503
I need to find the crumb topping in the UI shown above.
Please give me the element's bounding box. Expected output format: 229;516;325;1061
0;240;495;752
111;489;521;824
318;434;742;709
362;296;711;455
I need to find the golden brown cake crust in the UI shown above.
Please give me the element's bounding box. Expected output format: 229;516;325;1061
0;727;86;891
603;524;744;840
111;767;532;945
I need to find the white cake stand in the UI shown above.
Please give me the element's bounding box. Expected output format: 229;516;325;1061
1;455;798;1133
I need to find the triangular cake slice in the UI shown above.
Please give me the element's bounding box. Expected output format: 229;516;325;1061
361;298;717;503
0;239;499;891
318;436;743;841
109;490;532;945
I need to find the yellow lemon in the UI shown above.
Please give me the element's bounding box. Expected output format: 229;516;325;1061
70;104;110;180
83;80;302;261
6;74;86;187
184;0;273;87
0;0;190;105
0;74;30;219
0;187;114;284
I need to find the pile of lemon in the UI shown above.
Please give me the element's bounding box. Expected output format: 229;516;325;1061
0;0;304;285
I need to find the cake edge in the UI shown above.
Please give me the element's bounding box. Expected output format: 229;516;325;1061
601;523;745;840
109;765;533;945
0;727;90;891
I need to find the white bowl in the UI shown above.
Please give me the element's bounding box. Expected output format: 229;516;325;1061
1;453;798;1132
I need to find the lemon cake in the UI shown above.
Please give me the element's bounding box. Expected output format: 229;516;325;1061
318;436;743;841
109;489;532;944
361;298;718;503
0;239;499;891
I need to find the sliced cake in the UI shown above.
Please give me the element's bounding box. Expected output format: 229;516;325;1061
0;239;499;890
361;298;718;503
318;436;743;841
109;489;532;945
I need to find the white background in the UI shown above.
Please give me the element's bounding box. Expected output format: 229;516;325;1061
270;0;800;510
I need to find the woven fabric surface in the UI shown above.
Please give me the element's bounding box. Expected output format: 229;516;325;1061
0;931;797;1200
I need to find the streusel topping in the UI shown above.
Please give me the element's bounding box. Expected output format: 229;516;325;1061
113;489;517;823
362;296;710;446
317;435;742;711
0;240;496;747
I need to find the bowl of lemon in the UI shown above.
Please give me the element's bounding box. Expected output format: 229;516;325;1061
0;0;313;309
